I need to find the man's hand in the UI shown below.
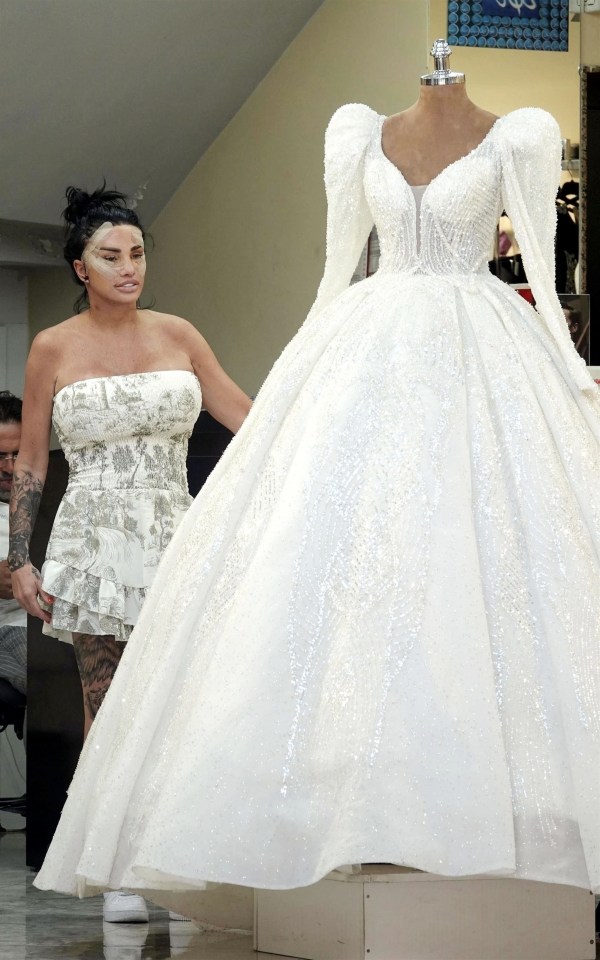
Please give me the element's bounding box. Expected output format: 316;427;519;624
0;559;13;600
11;563;53;622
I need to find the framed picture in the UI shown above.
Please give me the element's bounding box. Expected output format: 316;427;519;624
447;0;569;52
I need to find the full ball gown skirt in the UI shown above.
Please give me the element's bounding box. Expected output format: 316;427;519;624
35;106;600;902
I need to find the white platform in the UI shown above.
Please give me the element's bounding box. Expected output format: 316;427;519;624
254;865;596;960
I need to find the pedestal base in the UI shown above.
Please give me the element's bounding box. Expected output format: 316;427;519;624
254;866;595;960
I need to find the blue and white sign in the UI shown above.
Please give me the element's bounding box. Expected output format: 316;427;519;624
448;0;569;50
482;0;540;18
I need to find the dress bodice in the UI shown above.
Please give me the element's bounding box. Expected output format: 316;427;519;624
307;103;591;393
365;117;503;276
52;370;202;493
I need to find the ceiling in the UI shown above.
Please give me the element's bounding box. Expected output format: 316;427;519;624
0;0;323;235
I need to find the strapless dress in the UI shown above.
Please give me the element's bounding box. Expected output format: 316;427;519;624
42;370;202;642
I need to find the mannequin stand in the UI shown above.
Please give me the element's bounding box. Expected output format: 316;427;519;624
254;865;595;960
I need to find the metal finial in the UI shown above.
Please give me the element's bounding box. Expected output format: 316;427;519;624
431;39;452;71
421;38;465;86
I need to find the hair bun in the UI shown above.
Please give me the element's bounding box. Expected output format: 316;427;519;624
63;186;93;224
63;183;130;225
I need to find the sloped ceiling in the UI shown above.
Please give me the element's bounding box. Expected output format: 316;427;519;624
0;0;323;232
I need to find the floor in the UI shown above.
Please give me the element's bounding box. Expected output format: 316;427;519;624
3;830;599;960
0;832;288;960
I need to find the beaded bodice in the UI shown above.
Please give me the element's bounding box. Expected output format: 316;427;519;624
307;103;590;393
366;118;502;277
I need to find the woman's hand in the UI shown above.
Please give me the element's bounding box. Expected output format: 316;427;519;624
11;563;54;623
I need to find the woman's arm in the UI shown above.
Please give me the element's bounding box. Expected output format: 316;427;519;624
194;343;252;434
9;331;58;621
174;319;252;434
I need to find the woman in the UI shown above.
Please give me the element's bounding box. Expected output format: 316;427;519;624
9;185;251;920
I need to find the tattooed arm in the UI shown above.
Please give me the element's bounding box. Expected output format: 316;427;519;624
8;468;54;621
9;330;58;621
8;468;44;572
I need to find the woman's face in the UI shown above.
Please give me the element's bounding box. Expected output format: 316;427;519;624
74;223;146;304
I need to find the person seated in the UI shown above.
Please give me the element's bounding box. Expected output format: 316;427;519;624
0;391;26;699
0;391;26;824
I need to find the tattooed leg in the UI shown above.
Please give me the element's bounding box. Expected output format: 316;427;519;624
72;634;125;740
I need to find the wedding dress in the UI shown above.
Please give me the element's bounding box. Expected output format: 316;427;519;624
35;105;600;902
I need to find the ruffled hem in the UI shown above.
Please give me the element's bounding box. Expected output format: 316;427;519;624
41;560;145;645
44;487;193;588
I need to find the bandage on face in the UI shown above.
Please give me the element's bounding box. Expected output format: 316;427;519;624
81;222;146;281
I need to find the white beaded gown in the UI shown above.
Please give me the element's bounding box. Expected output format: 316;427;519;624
35;105;600;901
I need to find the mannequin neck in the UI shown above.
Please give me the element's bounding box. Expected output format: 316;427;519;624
415;82;472;117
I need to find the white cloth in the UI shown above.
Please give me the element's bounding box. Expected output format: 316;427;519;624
410;184;426;254
35;106;600;904
0;503;25;629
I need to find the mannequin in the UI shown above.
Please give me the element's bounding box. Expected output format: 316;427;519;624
381;39;498;187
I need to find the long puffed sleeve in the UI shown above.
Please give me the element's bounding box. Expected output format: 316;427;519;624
307;103;380;320
499;108;592;392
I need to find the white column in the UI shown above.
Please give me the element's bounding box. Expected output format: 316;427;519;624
0;269;28;397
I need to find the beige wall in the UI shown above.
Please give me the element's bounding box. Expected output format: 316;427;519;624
28;0;430;396
430;1;580;142
140;0;430;395
27;266;77;341
581;11;600;64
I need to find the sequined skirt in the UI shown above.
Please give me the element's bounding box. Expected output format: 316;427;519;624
35;272;600;900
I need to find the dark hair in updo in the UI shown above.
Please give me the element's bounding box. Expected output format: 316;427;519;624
63;184;146;311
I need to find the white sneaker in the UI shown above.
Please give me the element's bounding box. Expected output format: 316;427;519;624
103;919;149;960
103;891;149;923
168;911;192;921
169;918;198;956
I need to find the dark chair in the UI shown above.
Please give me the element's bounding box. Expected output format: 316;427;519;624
0;677;27;818
0;676;25;740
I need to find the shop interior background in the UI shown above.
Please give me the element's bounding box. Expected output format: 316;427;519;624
0;0;594;406
0;3;599;958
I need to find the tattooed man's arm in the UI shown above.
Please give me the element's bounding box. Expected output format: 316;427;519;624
8;468;44;572
8;327;58;621
9;465;53;621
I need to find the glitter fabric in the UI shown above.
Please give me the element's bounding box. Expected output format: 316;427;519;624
35;106;600;907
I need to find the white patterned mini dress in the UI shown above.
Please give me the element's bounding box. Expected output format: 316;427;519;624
41;371;202;643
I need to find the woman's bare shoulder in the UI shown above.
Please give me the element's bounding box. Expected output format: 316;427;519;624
142;310;205;343
30;315;85;357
